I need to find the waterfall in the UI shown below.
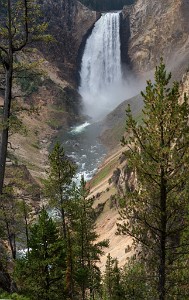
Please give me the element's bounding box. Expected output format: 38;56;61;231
79;12;123;121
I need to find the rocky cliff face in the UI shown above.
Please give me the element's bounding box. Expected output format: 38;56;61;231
103;0;189;149
180;71;189;100
39;0;100;85
6;0;100;179
121;0;189;78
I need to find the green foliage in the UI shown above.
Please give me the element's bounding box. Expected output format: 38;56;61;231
121;258;154;299
0;0;52;195
103;254;124;300
0;177;39;264
0;186;24;259
91;157;118;187
118;60;189;298
0;290;30;300
16;68;43;96
65;177;109;299
0;0;51;51
15;208;66;300
44;144;108;298
14;172;108;299
8;114;27;135
44;141;76;238
45;142;76;201
46;118;63;130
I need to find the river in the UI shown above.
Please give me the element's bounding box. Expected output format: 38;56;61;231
57;121;107;183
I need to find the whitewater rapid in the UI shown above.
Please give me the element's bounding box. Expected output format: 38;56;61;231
59;122;106;183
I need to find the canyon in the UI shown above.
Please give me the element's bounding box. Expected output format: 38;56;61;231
1;0;189;289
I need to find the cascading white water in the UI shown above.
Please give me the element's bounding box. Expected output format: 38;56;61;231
79;12;123;120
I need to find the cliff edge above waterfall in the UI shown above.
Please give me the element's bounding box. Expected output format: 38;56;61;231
39;0;100;85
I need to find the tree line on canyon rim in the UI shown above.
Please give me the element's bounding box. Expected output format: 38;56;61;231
79;0;135;11
1;1;189;300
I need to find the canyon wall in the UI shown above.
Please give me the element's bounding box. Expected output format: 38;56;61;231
39;0;100;85
0;0;101;185
37;0;189;87
121;0;189;78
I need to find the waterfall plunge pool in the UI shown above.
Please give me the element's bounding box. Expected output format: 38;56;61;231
56;122;107;184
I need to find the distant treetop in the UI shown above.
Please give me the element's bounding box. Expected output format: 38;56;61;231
79;0;135;11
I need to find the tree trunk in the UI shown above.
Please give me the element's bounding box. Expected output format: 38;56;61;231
0;66;13;195
23;201;30;256
59;170;67;239
60;201;67;239
67;229;74;299
81;219;85;300
3;205;16;259
158;168;167;300
0;0;13;195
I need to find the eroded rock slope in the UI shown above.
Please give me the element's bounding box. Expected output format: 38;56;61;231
39;0;100;84
122;0;189;78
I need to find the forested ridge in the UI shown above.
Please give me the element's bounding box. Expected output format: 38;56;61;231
1;0;189;299
79;0;135;11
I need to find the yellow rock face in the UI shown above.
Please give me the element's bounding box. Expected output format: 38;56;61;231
122;0;189;77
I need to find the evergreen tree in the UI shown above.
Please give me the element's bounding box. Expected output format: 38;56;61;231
44;141;76;239
0;168;39;260
67;177;109;300
117;61;189;299
15;208;66;300
103;254;124;300
0;290;30;300
0;187;23;260
0;0;50;195
121;258;152;299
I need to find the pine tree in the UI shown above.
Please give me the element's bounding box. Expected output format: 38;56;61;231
0;0;50;194
0;167;39;260
0;186;23;260
0;290;30;300
103;254;124;300
44;142;77;298
15;208;66;300
117;60;189;299
67;177;109;300
44;141;76;239
121;258;151;299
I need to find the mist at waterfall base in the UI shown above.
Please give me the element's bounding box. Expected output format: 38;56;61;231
60;12;143;184
79;12;143;121
80;74;143;121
